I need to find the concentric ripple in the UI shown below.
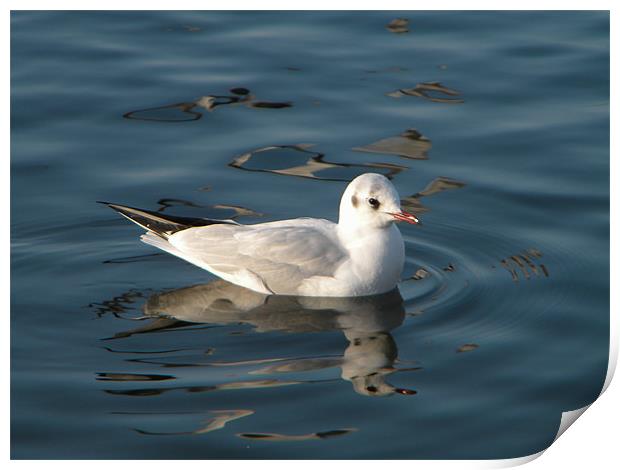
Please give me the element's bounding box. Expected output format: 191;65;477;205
398;219;573;344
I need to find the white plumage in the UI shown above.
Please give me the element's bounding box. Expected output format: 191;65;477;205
105;173;419;297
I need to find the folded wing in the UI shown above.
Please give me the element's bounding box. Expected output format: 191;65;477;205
168;221;346;295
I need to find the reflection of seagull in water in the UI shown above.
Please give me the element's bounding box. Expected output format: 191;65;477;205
141;280;418;397
100;173;419;297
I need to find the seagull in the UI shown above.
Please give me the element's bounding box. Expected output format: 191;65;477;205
100;173;419;297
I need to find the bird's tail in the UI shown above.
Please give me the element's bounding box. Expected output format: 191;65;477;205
98;201;237;239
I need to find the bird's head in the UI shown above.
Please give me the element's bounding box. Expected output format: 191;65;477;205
339;173;419;229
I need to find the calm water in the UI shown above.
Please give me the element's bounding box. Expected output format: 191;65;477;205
11;11;609;459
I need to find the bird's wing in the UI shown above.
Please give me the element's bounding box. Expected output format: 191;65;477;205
168;221;347;295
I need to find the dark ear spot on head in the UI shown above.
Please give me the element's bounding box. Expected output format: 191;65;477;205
351;195;358;208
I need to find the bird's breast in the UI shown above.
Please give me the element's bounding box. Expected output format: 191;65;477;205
336;225;405;295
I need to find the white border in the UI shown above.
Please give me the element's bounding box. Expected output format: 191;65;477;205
3;0;619;10
5;1;616;468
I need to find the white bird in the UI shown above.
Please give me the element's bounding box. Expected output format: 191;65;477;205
100;173;419;297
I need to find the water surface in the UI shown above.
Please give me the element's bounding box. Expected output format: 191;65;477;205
11;11;609;459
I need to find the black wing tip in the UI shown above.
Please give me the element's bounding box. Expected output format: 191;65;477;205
97;200;120;208
97;201;136;212
98;200;236;236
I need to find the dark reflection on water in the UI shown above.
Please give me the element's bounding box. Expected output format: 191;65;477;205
11;10;608;459
238;428;357;441
96;372;176;382
386;18;410;34
500;248;549;282
104;378;305;396
89;289;150;318
123;101;203;122
229;144;408;181
387;82;464;103
353;128;432;160
123;87;292;122
154;197;263;219
400;176;465;215
156;198;203;212
456;343;479;353
133;409;255;436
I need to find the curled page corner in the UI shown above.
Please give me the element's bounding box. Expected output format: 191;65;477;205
554;405;591;442
494;405;591;467
488;372;613;467
483;410;585;470
489;322;617;468
601;333;618;395
489;451;545;468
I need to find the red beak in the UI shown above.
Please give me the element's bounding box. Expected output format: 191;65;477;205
391;211;419;225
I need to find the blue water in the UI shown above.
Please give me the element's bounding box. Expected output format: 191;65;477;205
11;11;609;459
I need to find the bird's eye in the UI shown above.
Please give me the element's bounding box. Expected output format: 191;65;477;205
368;197;380;209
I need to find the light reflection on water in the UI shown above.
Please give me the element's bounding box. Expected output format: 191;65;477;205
113;282;413;397
11;10;608;459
